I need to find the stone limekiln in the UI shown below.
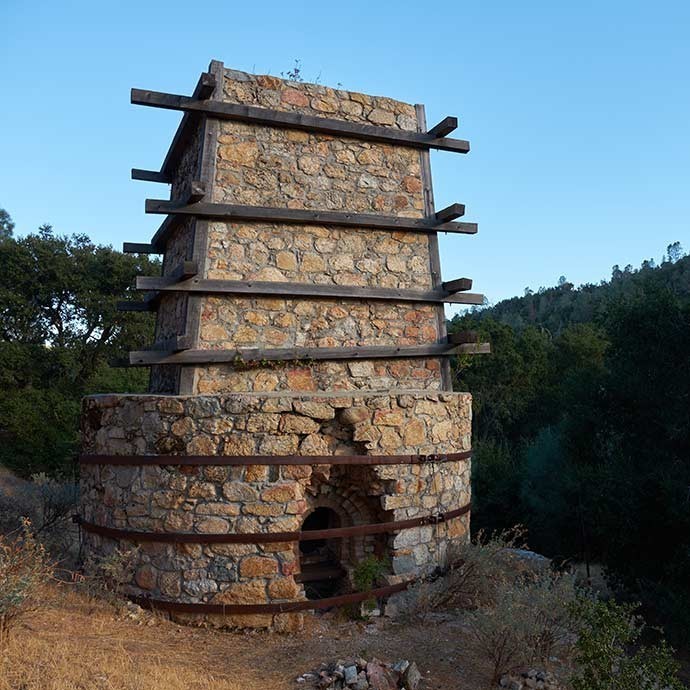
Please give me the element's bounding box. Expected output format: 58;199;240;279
79;60;487;630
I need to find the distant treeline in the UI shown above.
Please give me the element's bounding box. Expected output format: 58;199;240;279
450;243;690;640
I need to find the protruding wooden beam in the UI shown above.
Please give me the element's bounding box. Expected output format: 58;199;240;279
145;199;477;235
149;334;193;353
442;277;473;293
131;89;471;154
427;116;458;138
448;330;479;345
123;242;159;254
435;203;465;223
131;168;171;183
117;293;160;312
188;180;206;203
195;72;216;100
168;260;199;282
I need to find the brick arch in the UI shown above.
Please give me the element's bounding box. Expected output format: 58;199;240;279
303;466;386;574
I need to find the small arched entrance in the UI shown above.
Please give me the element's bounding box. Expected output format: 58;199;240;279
298;507;347;599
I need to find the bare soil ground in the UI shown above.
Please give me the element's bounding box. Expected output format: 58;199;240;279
0;586;495;690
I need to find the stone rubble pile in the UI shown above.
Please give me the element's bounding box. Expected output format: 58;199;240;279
297;658;421;690
499;669;564;690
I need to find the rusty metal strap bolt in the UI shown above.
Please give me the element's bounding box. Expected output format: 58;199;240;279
425;513;446;525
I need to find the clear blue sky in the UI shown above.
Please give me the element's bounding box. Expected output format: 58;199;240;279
1;0;689;306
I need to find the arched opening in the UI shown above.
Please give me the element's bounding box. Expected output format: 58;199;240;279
297;507;346;600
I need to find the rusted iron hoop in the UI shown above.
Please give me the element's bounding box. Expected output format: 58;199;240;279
75;503;471;544
130;579;413;615
78;450;472;466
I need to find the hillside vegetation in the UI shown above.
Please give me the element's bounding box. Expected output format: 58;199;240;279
450;243;690;639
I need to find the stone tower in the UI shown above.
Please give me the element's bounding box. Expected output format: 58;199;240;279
79;60;486;629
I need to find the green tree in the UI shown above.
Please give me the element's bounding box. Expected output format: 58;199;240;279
0;216;158;475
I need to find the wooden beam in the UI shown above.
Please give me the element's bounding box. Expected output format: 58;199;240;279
435;203;465;223
188;180;206;203
122;242;159;254
427;116;458;138
127;341;481;367
195;72;216;100
134;276;485;305
116;297;158;312
159;72;218;179
149;334;192;352
448;330;479;344
131;89;471;154
167;260;199;282
442;277;473;292
145;199;477;235
131;168;171;183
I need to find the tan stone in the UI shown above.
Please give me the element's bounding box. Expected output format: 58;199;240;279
281;88;309;107
292;400;335;420
245;465;270;482
196;517;229;533
222;434;255;456
213;580;266;604
222;482;259;501
261;483;299;502
240;556;278;577
243;502;285;517
368;108;395;125
267;577;300;599
186;435;216;455
403;418;427;446
300;253;326;272
196;502;240;516
286;368;316;391
279;414;320;434
373;409;405;426
299;433;330;456
186;481;215;499
275;251;297;271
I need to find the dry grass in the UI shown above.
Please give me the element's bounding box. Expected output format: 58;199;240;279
0;588;239;690
0;583;494;690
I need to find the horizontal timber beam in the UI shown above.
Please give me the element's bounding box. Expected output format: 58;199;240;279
145;199;477;236
116;296;158;312
435;203;465;223
134;276;486;305
131;168;171;183
131;89;471;154
442;277;473;292
123;242;159;254
427;116;458;138
126;341;488;367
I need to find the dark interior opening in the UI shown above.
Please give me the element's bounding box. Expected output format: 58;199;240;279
297;507;346;600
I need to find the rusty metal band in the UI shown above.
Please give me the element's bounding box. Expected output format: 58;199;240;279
130;579;413;615
75;503;471;544
78;450;472;466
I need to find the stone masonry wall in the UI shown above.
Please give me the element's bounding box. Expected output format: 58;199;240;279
150;68;446;395
81;390;471;627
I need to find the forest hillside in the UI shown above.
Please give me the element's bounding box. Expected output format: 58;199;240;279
449;243;690;640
